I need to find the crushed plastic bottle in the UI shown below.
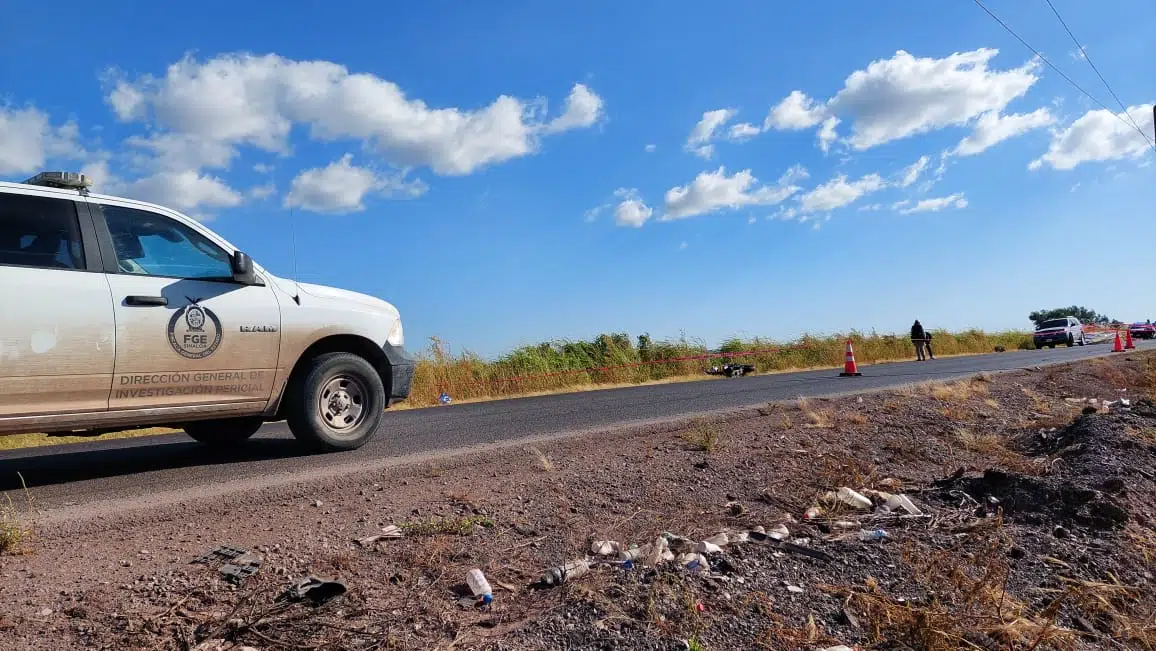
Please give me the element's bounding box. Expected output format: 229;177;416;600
858;529;887;542
541;559;590;586
678;552;708;571
824;487;873;510
695;540;723;555
702;532;729;547
883;494;922;516
590;540;621;556
465;569;493;605
804;506;825;520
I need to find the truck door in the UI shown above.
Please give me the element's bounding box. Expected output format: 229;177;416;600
89;200;283;411
0;191;115;423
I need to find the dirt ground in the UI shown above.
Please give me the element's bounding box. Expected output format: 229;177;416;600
2;352;1154;650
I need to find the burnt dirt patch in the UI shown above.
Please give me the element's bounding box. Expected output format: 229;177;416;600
2;352;1155;650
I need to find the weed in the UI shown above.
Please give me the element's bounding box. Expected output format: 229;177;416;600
526;446;554;472
687;637;706;651
930;379;987;402
845;412;869;426
956;428;1003;453
680;420;722;452
0;472;34;555
798;397;833;428
1021;387;1051;414
984;398;1001;409
399;515;495;537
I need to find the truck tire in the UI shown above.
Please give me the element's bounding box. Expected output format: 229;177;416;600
285;352;385;452
183;416;264;446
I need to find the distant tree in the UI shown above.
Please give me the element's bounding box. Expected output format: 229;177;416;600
1029;306;1112;328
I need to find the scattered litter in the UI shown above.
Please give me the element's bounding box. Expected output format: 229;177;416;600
219;552;263;584
765;524;790;541
540;559;590;586
706;363;755;377
678;553;708;571
786;585;804;594
439;392;452;405
465;568;493;605
702;532;729;547
276;576;348;606
191;545;248;566
822;487;873;510
590;540;622;556
881;494;922;516
355;525;404;547
695;541;723;555
820;646;857;651
804;506;824;520
857;529;888;542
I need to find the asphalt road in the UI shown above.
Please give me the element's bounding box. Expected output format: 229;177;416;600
2;340;1151;512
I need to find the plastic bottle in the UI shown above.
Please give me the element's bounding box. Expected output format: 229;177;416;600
465;569;493;605
542;559;590;586
858;529;887;542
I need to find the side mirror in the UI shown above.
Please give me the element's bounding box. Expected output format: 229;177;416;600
231;250;258;285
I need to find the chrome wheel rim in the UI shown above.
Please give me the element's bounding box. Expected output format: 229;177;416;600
318;375;367;435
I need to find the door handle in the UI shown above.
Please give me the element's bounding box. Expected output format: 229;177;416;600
125;295;168;307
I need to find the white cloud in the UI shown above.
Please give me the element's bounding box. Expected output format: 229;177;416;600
543;83;605;134
644;143;657;153
816;117;840;153
685;108;737;159
0;105;83;175
583;203;609;222
105;53;601;177
118;170;245;216
679;241;688;250
728;122;761;141
1029;103;1155;171
765;49;1041;151
897;155;930;188
612;188;654;228
954;108;1054;156
662;166;802;220
797;173;887;214
764;90;827;130
125;132;237;172
253;162;274;174
747;215;757;224
248;182;276;200
897;193;968;214
285;153;425;214
858;203;884;212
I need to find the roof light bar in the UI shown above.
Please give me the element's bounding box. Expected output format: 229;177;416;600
22;171;93;191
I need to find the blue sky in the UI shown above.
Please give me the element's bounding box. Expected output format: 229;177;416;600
2;0;1153;358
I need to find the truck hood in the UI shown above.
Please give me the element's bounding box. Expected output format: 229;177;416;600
268;275;399;318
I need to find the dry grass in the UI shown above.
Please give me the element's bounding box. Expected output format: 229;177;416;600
955;428;1004;453
526;446;554;472
798;397;833;428
679;420;722;452
398;515;495;537
845;412;869;426
0;473;34;555
825;530;1080;650
929;378;989;403
0;427;177;451
1022;387;1052;414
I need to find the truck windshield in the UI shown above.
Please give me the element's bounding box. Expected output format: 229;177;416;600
1038;319;1069;330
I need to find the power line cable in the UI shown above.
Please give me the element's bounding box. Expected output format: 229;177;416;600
970;0;1155;150
1041;0;1155;148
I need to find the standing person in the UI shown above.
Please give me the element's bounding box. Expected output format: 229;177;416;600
924;328;935;360
911;320;927;361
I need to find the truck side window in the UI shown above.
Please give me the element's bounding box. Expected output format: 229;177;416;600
0;193;86;270
98;204;234;280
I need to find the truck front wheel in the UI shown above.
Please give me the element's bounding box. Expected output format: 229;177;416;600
285;352;385;452
183;416;264;446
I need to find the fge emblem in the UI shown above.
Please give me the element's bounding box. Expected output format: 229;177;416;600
167;300;223;359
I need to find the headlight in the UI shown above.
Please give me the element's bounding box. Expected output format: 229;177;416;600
387;319;404;346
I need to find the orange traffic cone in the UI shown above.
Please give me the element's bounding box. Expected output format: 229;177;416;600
839;339;862;377
1125;328;1135;350
1112;330;1124;353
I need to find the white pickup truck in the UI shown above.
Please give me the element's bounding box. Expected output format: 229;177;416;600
0;171;415;451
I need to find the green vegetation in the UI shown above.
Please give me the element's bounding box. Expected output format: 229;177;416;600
398;515;495;536
1029;305;1114;328
408;329;1033;407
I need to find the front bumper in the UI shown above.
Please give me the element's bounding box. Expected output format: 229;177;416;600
1033;332;1072;345
382;343;417;405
